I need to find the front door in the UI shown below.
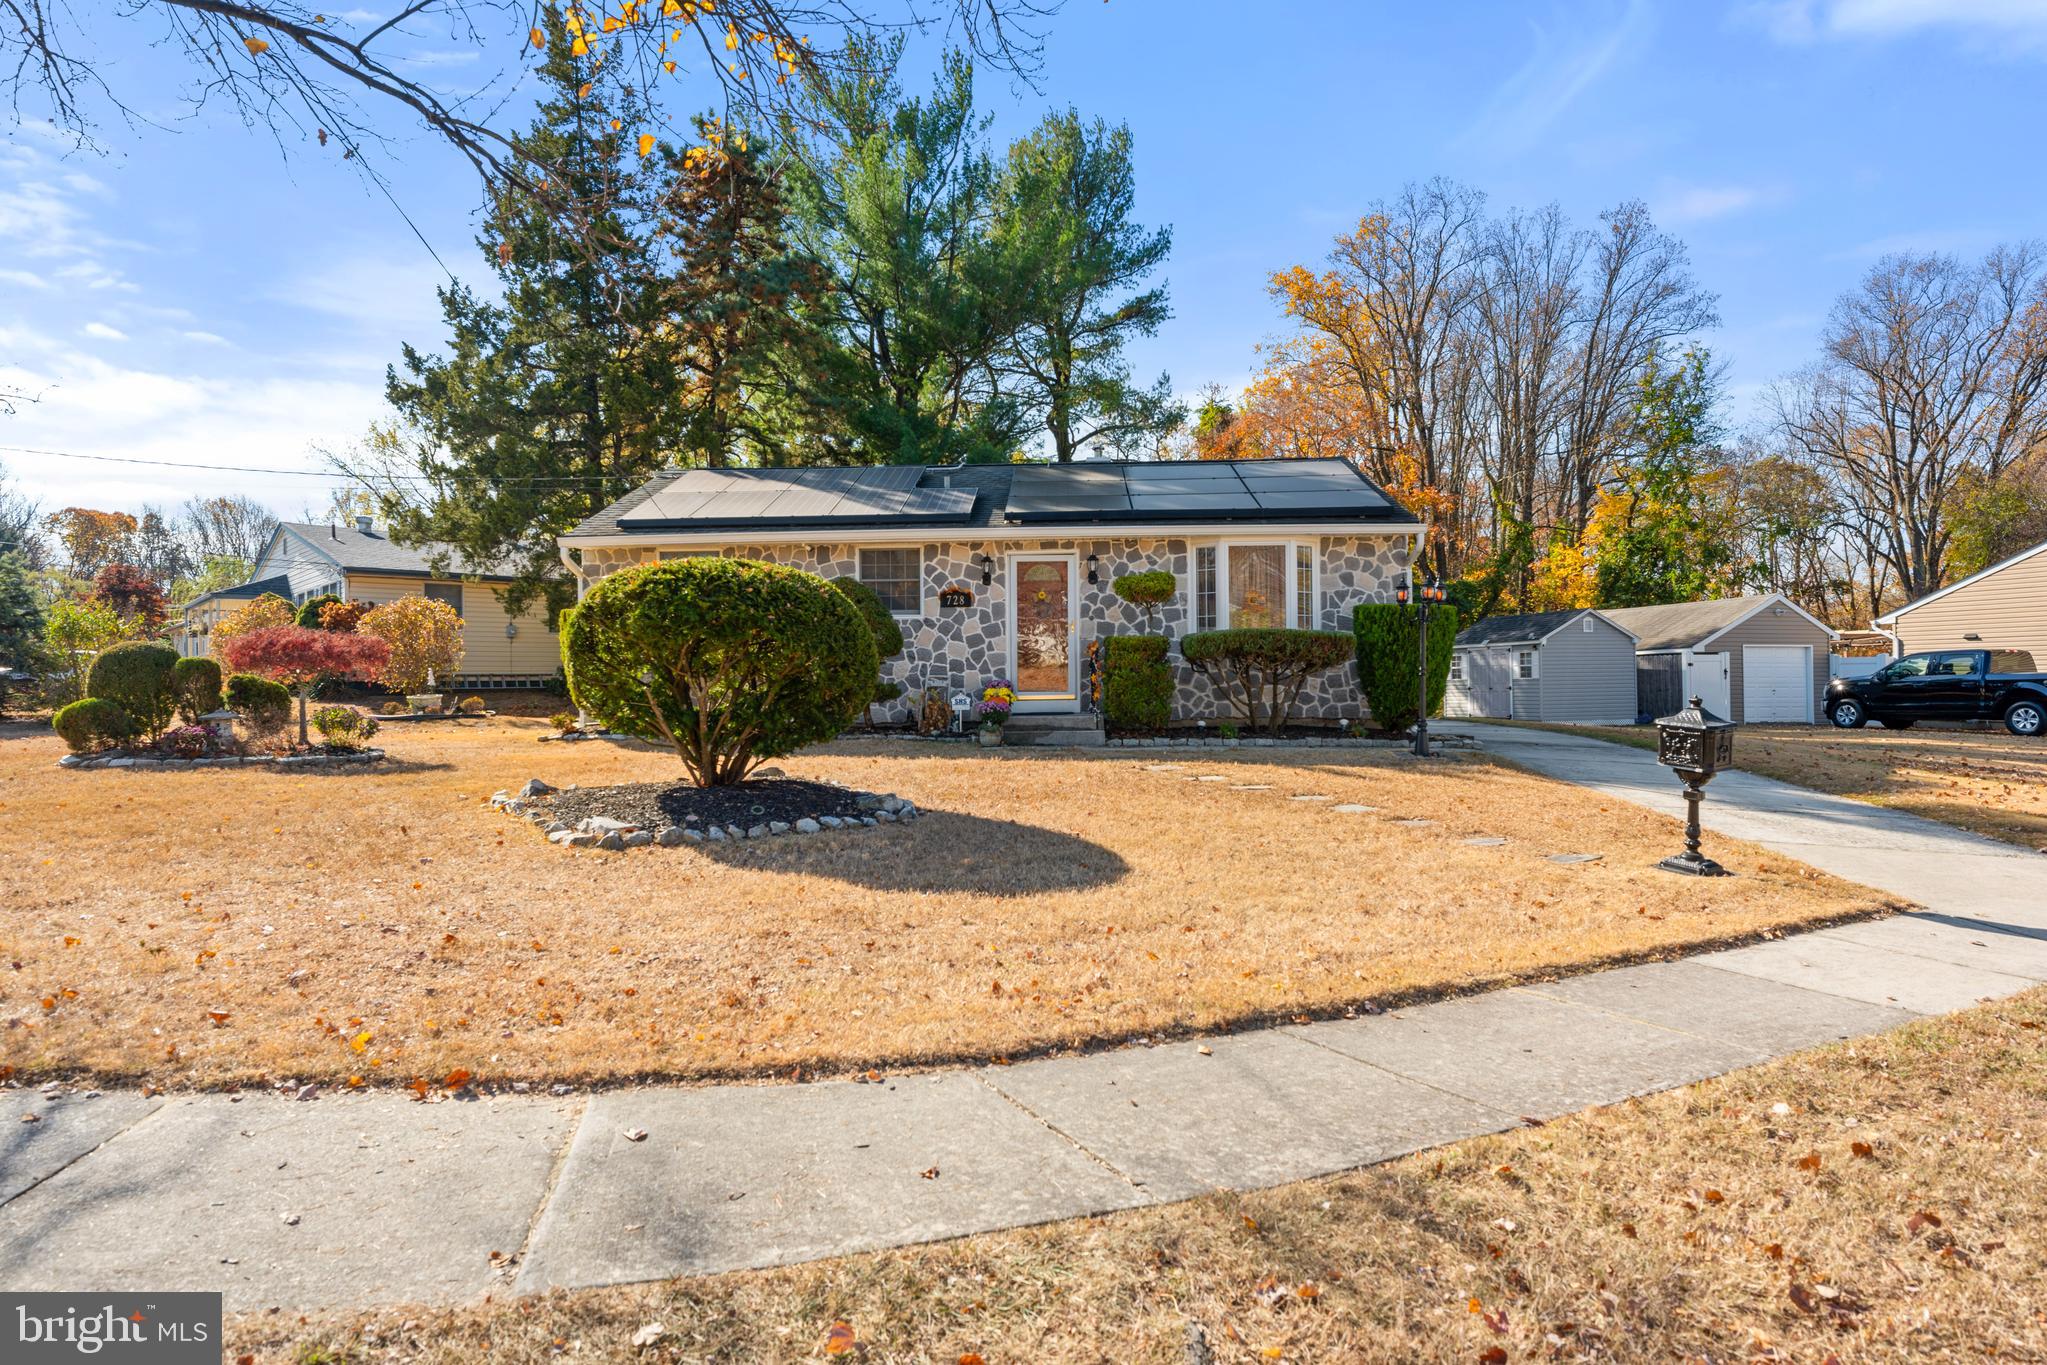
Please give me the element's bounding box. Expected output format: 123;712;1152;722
1008;555;1079;713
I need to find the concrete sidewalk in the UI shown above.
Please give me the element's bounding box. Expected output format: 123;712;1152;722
5;726;2044;1312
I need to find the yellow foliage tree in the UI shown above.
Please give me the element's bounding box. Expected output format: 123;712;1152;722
358;596;465;695
211;593;294;649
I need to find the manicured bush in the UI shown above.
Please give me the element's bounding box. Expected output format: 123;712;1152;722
1180;628;1354;736
212;593;295;648
1102;634;1172;732
563;557;878;786
549;710;579;733
85;640;181;739
456;694;487;714
169;655;223;722
831;578;906;727
219;626;392;746
311;705;379;750
316;599;372;633
227;673;293;734
52;697;138;753
358;596;464;695
381;701;409;716
295;594;342;628
1352;603;1457;733
1111;570;1176;627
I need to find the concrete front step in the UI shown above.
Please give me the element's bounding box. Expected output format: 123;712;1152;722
1006;713;1102;730
1004;713;1106;748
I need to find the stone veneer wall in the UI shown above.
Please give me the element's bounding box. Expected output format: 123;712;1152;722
574;534;1408;723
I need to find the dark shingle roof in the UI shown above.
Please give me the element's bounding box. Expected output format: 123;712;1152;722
179;574;293;611
1456;609;1597;648
279;523;520;580
1599;597;1782;651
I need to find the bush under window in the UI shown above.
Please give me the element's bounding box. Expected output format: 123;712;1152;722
1102;635;1172;732
312;705;380;750
226;673;293;735
86;640;181;740
295;594;342;628
1352;603;1458;733
562;557;878;786
832;577;907;726
1180;628;1353;736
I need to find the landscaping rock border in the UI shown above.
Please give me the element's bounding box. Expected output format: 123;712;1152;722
57;750;388;771
493;775;919;852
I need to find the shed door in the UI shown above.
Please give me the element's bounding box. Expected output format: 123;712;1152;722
1742;644;1812;722
1469;650;1512;718
1683;651;1733;720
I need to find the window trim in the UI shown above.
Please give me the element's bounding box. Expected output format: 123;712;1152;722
1186;538;1319;633
856;545;927;619
1515;648;1538;681
1448;652;1464;682
424;581;465;619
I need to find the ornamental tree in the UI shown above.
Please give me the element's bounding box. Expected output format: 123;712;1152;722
91;563;169;636
358;596;465;695
1110;570;1175;628
218;625;391;746
562;557;876;786
1180;627;1354;736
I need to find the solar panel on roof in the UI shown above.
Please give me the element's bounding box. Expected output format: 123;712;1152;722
1250;490;1386;511
1122;463;1238;482
1128;493;1263;514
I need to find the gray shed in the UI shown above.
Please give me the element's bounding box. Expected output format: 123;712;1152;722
1602;594;1836;724
1446;609;1639;723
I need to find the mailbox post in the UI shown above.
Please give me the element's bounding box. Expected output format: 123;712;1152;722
1653;694;1736;877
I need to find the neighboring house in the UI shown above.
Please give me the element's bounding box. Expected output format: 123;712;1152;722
1445;609;1639;723
1602;594;1836;724
1872;537;2047;662
559;459;1422;723
174;517;561;685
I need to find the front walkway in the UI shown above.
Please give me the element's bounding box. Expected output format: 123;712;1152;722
5;725;2044;1311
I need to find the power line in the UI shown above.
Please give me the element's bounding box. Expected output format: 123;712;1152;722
2;445;667;488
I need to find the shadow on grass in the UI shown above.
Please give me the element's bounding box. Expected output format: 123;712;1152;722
694;808;1129;895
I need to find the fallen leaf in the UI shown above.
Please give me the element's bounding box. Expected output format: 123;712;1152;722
920;1165;939;1179
824;1321;856;1355
1851;1140;1874;1159
1795;1152;1822;1172
630;1322;664;1349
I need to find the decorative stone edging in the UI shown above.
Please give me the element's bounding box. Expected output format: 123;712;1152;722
1105;734;1479;750
492;778;919;852
57;750;388;771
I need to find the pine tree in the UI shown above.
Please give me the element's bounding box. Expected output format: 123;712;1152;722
0;551;45;678
378;35;684;618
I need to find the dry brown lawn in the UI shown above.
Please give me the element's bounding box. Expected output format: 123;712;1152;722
1546;722;2047;850
2;719;1891;1089
233;987;2047;1363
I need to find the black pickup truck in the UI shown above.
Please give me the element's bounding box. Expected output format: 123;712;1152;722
1826;648;2047;736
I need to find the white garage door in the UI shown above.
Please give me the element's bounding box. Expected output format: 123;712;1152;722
1742;645;1812;722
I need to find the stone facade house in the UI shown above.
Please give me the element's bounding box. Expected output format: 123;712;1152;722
560;460;1422;727
174;517;562;686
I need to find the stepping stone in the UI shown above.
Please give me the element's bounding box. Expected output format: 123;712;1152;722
1394;818;1437;828
1463;836;1508;847
1549;853;1603;864
1289;794;1333;802
1195;775;1228;783
1229;784;1272;791
1331;803;1377;813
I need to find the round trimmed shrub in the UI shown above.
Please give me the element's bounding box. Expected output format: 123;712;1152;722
295;594;342;628
1111;570;1176;625
829;578;906;659
170;655;223;722
311;705;379;750
1352;603;1457;733
225;673;292;733
52;697;138;753
85;640;181;739
1102;635;1172;732
563;557;879;785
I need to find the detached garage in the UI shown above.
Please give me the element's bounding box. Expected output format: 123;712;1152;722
1447;609;1639;722
1603;594;1836;724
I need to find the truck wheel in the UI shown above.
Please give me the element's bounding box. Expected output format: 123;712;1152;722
2006;701;2045;737
1828;699;1866;729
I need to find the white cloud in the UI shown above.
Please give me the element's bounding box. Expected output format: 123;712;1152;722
1650;182;1784;225
1748;0;2047;51
81;322;128;341
1458;0;1655;157
182;330;231;346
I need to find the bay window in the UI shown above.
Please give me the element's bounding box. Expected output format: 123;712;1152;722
1192;541;1318;632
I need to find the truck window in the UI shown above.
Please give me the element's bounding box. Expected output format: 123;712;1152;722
1881;655;1932;680
1990;650;2037;674
1932;652;1980;677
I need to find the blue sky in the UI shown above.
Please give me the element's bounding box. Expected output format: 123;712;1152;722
4;0;2046;519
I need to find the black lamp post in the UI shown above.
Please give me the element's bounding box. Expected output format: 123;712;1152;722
1653;694;1737;876
1395;577;1446;757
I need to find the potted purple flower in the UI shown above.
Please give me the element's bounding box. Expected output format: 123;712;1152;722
974;678;1016;746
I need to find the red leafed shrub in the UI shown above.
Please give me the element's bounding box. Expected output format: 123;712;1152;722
218;625;390;745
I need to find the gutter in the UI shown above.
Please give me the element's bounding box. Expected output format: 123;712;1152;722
558;520;1428;552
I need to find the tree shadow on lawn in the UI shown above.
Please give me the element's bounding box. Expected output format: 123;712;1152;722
693;809;1129;896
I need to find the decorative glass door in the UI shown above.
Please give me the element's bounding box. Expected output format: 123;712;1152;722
1010;557;1076;709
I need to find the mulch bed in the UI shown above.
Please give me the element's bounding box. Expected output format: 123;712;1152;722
541;778;872;831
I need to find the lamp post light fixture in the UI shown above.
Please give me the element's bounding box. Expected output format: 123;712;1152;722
1395;577;1447;757
1653;694;1737;877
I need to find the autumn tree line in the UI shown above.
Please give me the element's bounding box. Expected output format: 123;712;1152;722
1192;179;2047;628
